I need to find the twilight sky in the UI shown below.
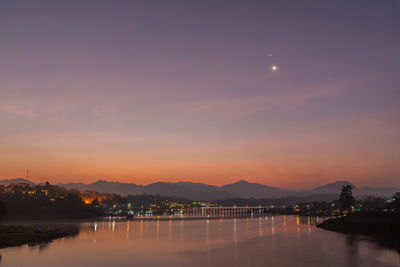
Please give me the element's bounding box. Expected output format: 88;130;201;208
0;0;399;189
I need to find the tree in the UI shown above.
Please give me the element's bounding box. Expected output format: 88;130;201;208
90;198;100;207
388;192;400;213
362;196;385;212
339;185;355;212
0;199;7;218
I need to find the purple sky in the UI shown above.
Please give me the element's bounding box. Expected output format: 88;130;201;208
0;0;399;189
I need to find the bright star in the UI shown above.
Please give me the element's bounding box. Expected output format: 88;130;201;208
271;65;278;72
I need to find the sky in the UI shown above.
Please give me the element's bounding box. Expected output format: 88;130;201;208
0;0;399;189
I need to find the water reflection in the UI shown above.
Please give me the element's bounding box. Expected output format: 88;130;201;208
179;219;184;243
156;220;159;240
233;218;238;267
206;219;211;266
126;221;129;240
271;216;275;235
0;216;398;267
283;215;287;233
139;219;143;239
168;220;172;241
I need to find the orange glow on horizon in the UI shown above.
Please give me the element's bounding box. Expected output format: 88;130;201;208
1;152;398;190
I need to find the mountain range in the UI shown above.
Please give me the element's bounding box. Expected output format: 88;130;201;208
1;178;399;201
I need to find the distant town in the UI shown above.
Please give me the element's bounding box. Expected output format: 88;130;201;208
1;178;399;220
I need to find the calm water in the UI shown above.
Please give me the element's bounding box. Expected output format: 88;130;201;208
0;216;399;267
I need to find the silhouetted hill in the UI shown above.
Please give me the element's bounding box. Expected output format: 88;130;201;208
298;181;399;197
299;181;354;196
59;180;146;195
0;178;34;186
2;178;399;201
354;187;400;198
146;182;236;201
221;180;294;198
58;180;291;200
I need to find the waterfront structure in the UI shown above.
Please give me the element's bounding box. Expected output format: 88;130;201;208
182;206;270;219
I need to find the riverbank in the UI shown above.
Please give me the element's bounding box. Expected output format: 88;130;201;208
317;214;400;252
317;214;400;236
0;224;79;249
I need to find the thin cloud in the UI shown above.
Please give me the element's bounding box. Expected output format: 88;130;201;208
0;104;37;118
147;78;365;121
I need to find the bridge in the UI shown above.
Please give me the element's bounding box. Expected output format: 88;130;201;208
182;206;272;219
131;206;279;221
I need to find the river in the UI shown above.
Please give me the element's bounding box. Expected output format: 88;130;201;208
0;215;399;267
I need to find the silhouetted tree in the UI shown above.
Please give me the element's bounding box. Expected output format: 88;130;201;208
339;185;355;212
362;196;385;212
91;198;100;207
43;181;56;195
388;192;400;213
0;199;7;218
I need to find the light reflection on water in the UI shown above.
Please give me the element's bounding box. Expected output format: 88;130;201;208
0;216;399;267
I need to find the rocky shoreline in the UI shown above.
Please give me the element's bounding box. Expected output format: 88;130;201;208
0;224;79;249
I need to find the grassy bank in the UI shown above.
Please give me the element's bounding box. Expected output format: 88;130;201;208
0;224;79;249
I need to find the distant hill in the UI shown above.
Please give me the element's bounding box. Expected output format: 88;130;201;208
299;181;354;196
146;182;236;201
2;178;399;201
0;178;35;186
354;187;400;198
58;180;292;200
221;180;294;198
57;180;236;201
298;181;399;198
59;180;146;196
55;179;399;200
